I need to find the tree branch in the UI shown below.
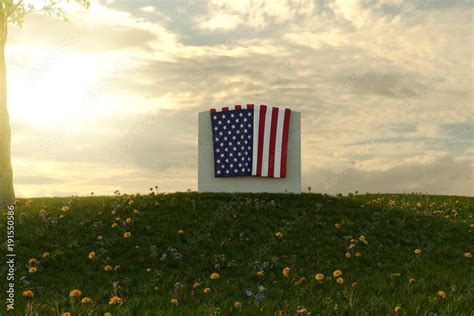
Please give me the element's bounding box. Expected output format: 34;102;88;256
6;7;43;24
6;0;24;18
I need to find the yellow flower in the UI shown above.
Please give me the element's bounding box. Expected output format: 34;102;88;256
111;210;116;215
394;306;401;313
335;223;342;229
69;289;82;297
108;296;123;305
351;282;358;289
294;276;305;285
115;217;121;222
81;297;92;304
345;252;352;258
275;231;284;238
22;290;34;298
409;278;416;285
349;243;356;249
59;214;64;218
203;287;211;293
123;232;132;238
256;271;264;276
350;239;357;244
62;313;71;316
210;272;220;280
111;223;118;228
104;265;113;271
355;251;362;257
28;258;37;265
233;301;242;308
42;252;50;258
464;252;472;258
103;313;112;316
314;273;324;281
126;218;132;224
282;267;290;277
333;270;342;277
128;200;134;205
114;265;120;271
437;290;446;299
336;277;344;284
177;229;184;235
61;206;70;212
97;236;103;240
28;267;37;273
146;268;151;272
170;298;178;305
414;248;422;255
88;252;96;259
359;235;368;244
133;209;140;214
469;223;474;228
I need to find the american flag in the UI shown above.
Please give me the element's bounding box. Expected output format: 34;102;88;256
210;104;291;178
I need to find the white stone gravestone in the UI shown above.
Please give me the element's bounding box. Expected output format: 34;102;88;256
198;110;301;193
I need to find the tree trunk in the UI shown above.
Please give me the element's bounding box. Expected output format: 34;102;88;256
0;10;14;207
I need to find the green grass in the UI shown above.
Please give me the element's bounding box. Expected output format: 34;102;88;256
1;192;473;315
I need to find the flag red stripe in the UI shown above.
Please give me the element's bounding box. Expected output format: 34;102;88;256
210;108;216;112
256;105;267;176
268;107;279;177
280;108;291;178
222;107;229;112
235;105;241;110
247;104;254;110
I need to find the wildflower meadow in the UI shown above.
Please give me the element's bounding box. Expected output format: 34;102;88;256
1;191;473;315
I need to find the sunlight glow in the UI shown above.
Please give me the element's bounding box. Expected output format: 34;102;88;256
9;55;106;123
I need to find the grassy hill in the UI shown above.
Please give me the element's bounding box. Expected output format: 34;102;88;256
1;192;473;315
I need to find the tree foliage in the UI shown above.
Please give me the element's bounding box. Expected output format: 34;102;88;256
2;0;90;27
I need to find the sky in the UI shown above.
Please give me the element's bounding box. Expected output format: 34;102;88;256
6;0;473;197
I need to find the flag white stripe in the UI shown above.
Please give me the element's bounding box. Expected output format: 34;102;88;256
261;106;272;177
273;108;285;178
252;105;260;175
212;105;252;112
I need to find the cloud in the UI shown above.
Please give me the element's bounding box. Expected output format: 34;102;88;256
7;0;474;197
196;0;316;31
140;6;156;13
8;1;180;57
305;155;473;196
